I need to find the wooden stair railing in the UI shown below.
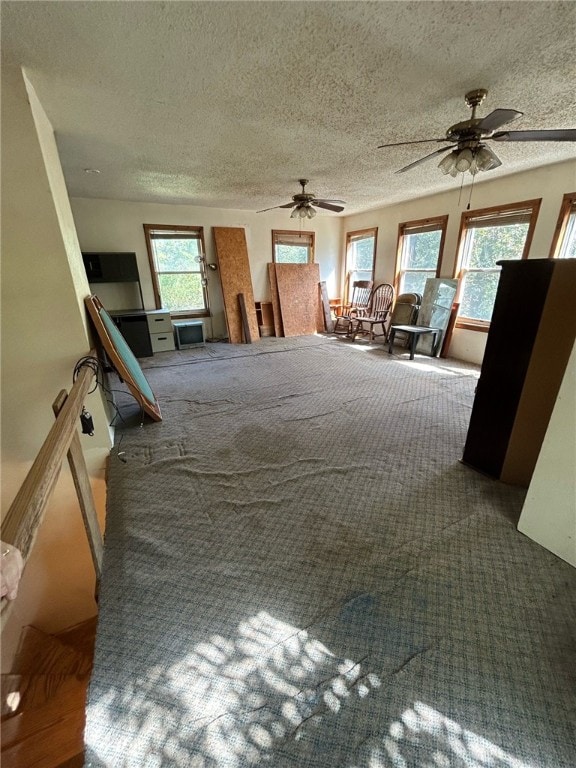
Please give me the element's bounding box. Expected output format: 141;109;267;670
1;355;103;625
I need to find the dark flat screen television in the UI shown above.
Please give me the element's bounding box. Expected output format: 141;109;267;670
173;320;205;349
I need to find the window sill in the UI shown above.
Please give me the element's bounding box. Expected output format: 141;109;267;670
169;310;210;320
455;318;490;333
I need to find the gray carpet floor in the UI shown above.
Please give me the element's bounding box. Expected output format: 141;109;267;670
85;336;576;768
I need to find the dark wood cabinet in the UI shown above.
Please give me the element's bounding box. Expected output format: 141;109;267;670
82;252;139;283
110;311;153;358
462;258;576;487
82;251;144;309
82;252;151;356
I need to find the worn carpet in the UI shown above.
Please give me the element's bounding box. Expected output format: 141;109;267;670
85;336;576;768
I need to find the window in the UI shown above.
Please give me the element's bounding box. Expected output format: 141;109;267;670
550;192;576;259
395;217;447;296
454;199;541;329
344;228;377;298
143;224;208;316
272;230;315;263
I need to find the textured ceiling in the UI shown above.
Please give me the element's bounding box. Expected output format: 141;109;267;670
2;1;576;215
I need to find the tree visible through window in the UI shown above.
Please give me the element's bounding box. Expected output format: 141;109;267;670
396;218;447;296
455;200;541;327
144;225;208;315
272;230;315;263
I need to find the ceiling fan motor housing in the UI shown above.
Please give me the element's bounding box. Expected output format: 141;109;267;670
445;89;490;145
446;119;488;147
293;179;316;203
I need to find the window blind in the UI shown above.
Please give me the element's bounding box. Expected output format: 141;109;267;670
347;230;376;243
273;232;314;247
464;208;533;229
401;222;443;235
149;231;202;240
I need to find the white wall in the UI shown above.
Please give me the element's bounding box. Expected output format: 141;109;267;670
1;67;112;666
71;162;575;356
517;339;576;566
342;160;576;363
71;198;344;339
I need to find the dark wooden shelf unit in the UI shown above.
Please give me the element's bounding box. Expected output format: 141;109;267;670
462;258;576;487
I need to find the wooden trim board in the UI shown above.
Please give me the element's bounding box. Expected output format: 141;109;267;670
213;227;259;344
320;281;334;333
268;263;284;337
238;293;252;344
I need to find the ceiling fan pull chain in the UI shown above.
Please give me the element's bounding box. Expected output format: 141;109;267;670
466;174;476;211
457;173;465;207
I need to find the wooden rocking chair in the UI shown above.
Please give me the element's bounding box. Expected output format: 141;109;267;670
350;283;395;342
333;279;373;334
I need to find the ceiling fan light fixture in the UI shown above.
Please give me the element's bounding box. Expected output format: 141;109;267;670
438;145;502;178
475;145;501;171
455;148;474;172
292;204;312;219
438;151;458;175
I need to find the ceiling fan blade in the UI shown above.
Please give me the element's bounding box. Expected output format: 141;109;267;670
395;145;456;174
256;202;295;213
477;109;523;132
492;129;576;142
314;201;345;213
313;198;346;204
378;138;446;149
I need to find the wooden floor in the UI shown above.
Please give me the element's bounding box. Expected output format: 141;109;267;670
1;617;97;768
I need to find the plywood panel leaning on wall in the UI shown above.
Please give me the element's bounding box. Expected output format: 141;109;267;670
213;227;259;344
274;263;323;337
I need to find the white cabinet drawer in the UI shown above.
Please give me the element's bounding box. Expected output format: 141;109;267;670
146;311;172;333
150;332;175;353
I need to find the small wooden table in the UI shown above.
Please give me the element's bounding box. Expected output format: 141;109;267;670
388;325;442;360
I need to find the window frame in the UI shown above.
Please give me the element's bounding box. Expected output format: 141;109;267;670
394;215;448;296
143;223;209;318
453;199;541;332
343;227;378;305
271;229;315;264
549;192;576;259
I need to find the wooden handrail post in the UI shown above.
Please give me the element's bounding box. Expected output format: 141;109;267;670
53;391;103;583
1;360;96;561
